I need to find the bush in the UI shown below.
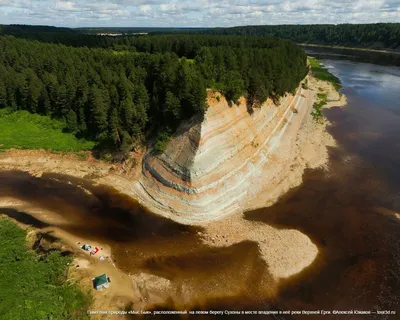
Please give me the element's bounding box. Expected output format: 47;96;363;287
301;79;308;89
311;92;328;122
153;132;171;154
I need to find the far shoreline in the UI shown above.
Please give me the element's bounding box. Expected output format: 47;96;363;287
298;43;400;55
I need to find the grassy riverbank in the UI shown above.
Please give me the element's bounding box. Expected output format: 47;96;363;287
0;218;90;320
309;57;341;91
308;56;343;121
0;108;94;152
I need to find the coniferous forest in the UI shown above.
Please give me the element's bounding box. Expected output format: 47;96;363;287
2;24;399;51
197;24;400;51
0;33;307;154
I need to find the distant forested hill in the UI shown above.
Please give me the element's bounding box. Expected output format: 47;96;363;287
0;24;113;48
2;24;399;51
0;24;77;34
75;27;207;34
0;35;307;154
199;24;400;51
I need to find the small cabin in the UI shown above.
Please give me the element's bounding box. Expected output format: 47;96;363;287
92;274;110;291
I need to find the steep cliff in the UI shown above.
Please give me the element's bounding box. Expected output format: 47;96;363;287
133;83;314;222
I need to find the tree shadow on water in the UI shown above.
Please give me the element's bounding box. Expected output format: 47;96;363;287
0;170;201;243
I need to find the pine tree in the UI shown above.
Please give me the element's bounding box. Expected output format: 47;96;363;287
89;84;108;139
38;88;50;114
65;109;78;133
77;106;87;134
0;78;6;107
164;91;181;122
223;71;244;102
108;107;121;146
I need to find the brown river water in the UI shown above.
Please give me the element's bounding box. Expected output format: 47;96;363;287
1;48;400;318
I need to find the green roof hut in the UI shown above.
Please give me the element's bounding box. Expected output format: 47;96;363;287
92;274;109;291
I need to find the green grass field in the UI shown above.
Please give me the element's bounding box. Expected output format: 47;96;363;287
0;108;94;151
0;218;90;320
309;57;341;91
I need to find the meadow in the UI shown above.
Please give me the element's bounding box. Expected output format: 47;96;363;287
0;108;94;151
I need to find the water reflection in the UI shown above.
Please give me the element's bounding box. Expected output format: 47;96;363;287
0;170;196;242
303;45;400;67
246;159;400;314
0;170;276;313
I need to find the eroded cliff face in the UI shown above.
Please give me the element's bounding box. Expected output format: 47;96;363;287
133;83;314;223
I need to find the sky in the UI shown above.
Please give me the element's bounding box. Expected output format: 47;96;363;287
0;0;399;28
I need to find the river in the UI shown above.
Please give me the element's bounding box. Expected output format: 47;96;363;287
246;47;400;318
0;48;399;318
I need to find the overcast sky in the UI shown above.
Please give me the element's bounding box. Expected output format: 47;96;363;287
0;0;399;28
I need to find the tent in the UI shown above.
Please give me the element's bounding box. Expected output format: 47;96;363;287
81;244;91;251
92;274;109;291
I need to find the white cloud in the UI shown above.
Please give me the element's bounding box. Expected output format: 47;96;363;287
138;4;152;14
55;1;77;12
0;0;398;27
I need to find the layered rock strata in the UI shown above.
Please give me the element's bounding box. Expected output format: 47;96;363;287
134;84;312;222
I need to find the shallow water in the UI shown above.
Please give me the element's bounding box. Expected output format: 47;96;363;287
0;171;274;312
1;50;400;318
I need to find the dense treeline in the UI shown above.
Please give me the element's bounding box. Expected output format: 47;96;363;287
2;24;400;51
198;24;400;51
0;36;206;152
112;35;297;57
0;24;116;48
76;27;206;34
110;35;308;102
0;25;77;35
0;35;307;154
